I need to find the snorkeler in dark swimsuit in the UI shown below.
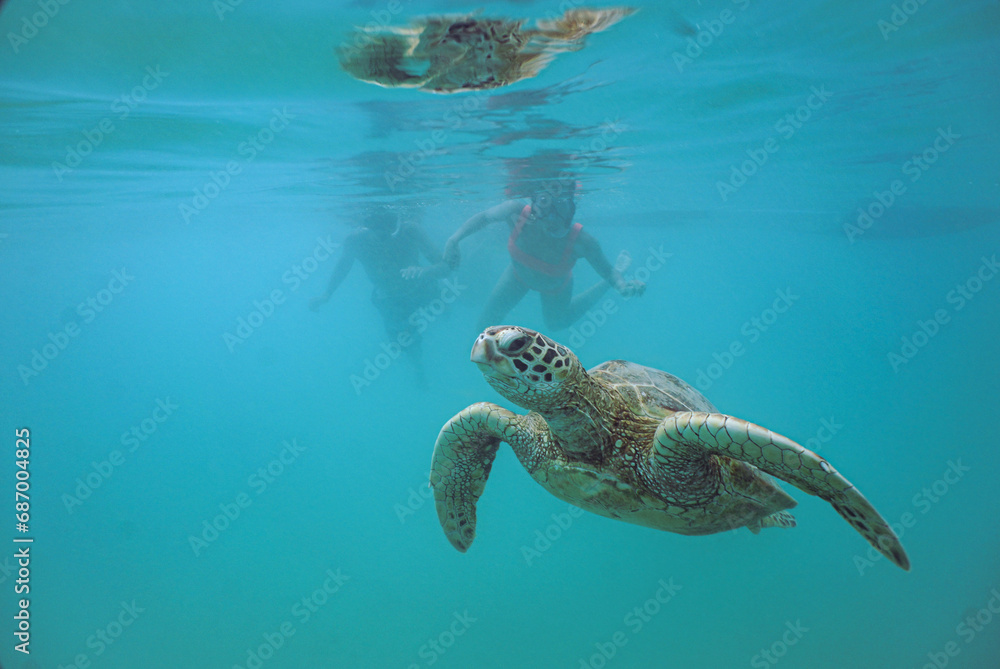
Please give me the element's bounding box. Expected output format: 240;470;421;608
443;180;644;332
311;208;450;372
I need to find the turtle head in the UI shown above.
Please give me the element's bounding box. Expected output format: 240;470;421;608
470;326;582;410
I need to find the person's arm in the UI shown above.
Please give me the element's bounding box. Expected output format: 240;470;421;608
309;234;357;310
401;223;451;281
578;232;646;298
443;199;525;269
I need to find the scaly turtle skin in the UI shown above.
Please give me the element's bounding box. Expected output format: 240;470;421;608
430;326;910;571
338;8;635;93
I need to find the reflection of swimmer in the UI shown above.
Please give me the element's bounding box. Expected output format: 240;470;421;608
443;180;644;332
311;209;449;373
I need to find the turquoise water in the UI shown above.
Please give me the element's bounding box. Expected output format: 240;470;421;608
2;0;999;667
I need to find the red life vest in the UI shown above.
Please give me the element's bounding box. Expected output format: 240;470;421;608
507;204;583;282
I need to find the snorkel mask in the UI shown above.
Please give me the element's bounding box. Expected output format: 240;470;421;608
531;180;578;237
366;208;401;237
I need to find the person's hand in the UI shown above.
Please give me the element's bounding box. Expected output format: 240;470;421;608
309;293;330;311
617;279;645;298
400;266;425;280
443;237;461;270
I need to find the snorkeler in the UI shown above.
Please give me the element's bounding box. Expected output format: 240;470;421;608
310;208;450;373
442;179;644;332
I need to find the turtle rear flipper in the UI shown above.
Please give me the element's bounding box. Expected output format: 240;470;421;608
747;510;797;535
651;412;910;571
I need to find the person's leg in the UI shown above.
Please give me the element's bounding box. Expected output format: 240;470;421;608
539;279;582;331
374;292;427;386
550;280;609;329
475;264;531;333
542;250;632;330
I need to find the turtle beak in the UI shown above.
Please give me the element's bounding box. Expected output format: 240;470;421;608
470;336;497;374
472;333;520;380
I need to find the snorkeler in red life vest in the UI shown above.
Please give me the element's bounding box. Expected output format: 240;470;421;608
443;179;645;331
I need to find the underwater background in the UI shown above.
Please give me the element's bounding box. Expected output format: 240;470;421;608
1;0;999;667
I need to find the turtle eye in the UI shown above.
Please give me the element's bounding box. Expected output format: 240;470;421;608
503;335;530;355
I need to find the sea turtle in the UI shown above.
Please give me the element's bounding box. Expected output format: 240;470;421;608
429;326;911;570
338;8;635;93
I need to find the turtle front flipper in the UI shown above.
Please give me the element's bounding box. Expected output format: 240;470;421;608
337;28;426;89
651;412;910;571
430;402;520;552
534;8;637;44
